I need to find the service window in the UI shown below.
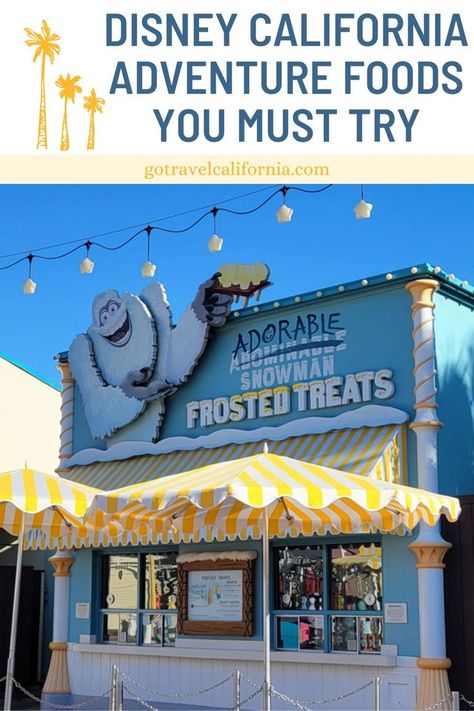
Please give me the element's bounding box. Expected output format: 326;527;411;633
99;551;178;646
273;542;384;655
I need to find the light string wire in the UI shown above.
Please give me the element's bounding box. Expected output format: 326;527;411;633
0;184;334;276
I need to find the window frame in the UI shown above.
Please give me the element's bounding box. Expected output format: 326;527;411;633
271;537;383;655
96;547;179;647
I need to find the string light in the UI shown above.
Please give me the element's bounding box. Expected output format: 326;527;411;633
275;186;293;223
22;255;36;295
208;207;223;252
354;185;373;220
0;184;342;287
79;241;95;274
140;226;157;278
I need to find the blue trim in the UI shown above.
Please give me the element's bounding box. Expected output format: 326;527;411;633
210;263;474;321
0;349;60;390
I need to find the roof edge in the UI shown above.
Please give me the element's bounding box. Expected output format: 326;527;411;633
58;263;474;361
0;351;60;391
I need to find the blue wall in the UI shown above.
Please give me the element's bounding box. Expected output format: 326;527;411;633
434;291;474;496
69;549;94;642
382;534;419;656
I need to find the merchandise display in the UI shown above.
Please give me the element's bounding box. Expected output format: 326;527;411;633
331;616;358;652
359;616;383;653
275;615;324;651
276;546;324;611
144;552;178;610
330;615;384;653
330;543;382;611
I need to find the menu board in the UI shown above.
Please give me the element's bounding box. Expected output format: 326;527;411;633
188;570;243;621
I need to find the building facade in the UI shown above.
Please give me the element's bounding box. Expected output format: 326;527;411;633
44;264;474;710
0;353;61;689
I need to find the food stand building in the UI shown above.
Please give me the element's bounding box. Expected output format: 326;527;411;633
43;264;473;710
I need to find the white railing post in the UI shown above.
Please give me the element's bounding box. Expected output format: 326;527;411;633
233;669;241;711
372;677;381;711
109;664;117;711
452;691;460;710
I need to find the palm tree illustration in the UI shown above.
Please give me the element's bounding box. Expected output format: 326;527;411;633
56;74;82;151
84;89;105;151
24;20;61;150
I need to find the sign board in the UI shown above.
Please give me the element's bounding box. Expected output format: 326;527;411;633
68;279;397;449
75;602;90;620
384;602;407;624
178;558;254;636
188;570;243;621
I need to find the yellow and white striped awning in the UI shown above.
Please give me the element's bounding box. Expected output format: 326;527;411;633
0;468;122;549
67;424;406;490
76;450;459;548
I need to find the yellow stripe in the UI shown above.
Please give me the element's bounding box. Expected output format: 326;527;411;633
23;469;38;513
45;475;63;508
68;425;403;490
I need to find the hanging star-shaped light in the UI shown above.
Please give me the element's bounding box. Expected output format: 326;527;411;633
276;186;293;223
354;186;373;219
354;199;373;219
208;208;224;252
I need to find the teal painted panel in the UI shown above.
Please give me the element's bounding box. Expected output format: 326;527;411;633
382;534;419;657
68;549;94;642
434;292;474;496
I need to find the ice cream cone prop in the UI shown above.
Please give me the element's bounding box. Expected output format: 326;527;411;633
213;263;272;307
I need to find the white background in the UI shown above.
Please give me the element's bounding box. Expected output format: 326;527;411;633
3;1;474;155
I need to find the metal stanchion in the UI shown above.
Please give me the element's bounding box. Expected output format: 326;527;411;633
117;680;124;711
109;665;118;711
372;677;381;711
4;516;25;711
452;691;460;710
233;670;241;711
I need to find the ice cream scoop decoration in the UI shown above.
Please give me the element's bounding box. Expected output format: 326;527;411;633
214;263;272;307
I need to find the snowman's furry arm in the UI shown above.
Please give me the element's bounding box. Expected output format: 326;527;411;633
164;275;231;384
69;333;146;439
166;306;209;385
140;282;209;386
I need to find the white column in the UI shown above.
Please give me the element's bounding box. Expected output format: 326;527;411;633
56;361;75;473
43;550;74;695
418;568;447;659
405;279;452;711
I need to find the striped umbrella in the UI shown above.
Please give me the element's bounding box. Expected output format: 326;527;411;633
83;448;460;711
84;449;460;542
0;468;107;711
0;468;103;540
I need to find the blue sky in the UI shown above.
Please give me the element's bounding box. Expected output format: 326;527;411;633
0;183;471;385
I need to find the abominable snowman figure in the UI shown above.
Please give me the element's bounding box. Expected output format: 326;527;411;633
69;275;232;440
